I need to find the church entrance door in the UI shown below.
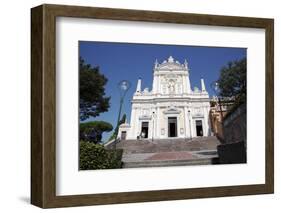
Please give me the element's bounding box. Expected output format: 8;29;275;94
141;122;149;138
168;117;177;137
121;131;127;140
196;120;203;136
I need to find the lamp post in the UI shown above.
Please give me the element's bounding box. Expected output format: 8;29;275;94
211;82;223;121
152;111;155;142
114;80;131;146
188;110;192;139
211;81;224;141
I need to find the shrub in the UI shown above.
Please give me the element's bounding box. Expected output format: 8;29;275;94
79;141;123;170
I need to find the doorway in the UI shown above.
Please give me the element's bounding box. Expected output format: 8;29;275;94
196;120;203;136
168;117;177;137
121;131;127;140
141;122;149;138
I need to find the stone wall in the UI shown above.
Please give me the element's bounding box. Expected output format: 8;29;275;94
209;99;233;141
217;103;247;164
223;103;246;144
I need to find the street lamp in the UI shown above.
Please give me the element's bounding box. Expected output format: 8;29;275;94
152;111;155;142
188;110;192;139
211;81;224;142
114;80;131;144
115;80;131;135
211;81;223;121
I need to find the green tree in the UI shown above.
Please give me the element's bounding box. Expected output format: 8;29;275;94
108;114;126;141
217;57;246;105
80;121;113;144
80;57;110;121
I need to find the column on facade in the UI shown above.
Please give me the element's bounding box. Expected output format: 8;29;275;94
134;107;141;138
189;108;194;138
182;74;187;93
152;73;159;94
184;72;191;93
203;105;210;136
134;107;139;139
128;106;134;139
151;107;156;140
158;74;162;94
152;76;156;93
186;107;193;138
183;106;188;138
148;118;151;139
153;106;158;139
157;75;160;94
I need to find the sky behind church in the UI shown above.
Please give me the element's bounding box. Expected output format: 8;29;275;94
79;41;246;142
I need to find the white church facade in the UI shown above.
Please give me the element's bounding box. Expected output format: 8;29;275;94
118;56;211;140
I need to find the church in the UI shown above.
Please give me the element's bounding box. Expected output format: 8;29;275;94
118;56;211;140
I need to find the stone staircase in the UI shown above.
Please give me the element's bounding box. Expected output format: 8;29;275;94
112;136;220;168
123;157;213;168
115;136;220;154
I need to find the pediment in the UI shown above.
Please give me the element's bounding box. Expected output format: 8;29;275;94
157;63;184;71
139;115;152;120
163;108;181;114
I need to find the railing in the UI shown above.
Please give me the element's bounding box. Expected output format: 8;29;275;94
104;138;121;148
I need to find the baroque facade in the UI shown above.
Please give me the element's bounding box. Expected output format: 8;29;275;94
118;56;211;140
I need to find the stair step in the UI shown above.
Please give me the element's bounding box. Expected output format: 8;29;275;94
123;158;213;168
115;136;220;154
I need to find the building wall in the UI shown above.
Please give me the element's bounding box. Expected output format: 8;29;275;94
122;100;211;140
209;98;235;140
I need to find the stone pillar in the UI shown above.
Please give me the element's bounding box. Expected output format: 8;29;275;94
158;75;161;94
129;107;135;138
152;73;158;93
184;106;188;138
201;78;206;92
135;108;141;138
186;108;193;138
151;108;156;140
203;105;210;136
182;74;187;93
136;78;141;93
189;110;194;138
157;106;161;138
186;74;192;93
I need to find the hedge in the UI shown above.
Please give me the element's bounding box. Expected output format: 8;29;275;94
79;141;123;170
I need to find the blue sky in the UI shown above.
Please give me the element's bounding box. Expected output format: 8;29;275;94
79;41;246;142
